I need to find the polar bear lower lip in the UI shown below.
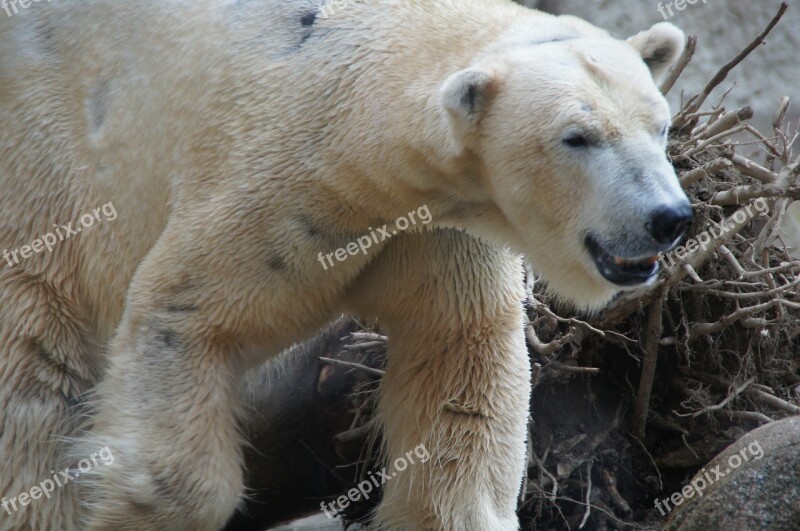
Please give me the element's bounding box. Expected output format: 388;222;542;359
614;255;658;267
585;235;659;287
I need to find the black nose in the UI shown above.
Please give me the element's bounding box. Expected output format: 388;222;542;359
648;204;694;245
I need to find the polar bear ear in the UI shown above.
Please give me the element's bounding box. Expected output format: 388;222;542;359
440;67;499;149
627;22;685;82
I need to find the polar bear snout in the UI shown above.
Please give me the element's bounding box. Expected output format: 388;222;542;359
647;203;694;245
585;234;659;287
586;200;692;287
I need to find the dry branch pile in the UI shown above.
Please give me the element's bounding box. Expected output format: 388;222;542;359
329;5;800;529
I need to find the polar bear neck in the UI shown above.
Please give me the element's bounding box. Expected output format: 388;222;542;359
211;0;529;226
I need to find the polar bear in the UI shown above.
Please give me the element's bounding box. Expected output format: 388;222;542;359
0;0;690;529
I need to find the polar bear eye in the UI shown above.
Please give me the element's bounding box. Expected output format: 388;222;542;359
563;133;590;148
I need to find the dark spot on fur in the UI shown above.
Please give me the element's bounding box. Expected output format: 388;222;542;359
154;328;181;350
151;472;180;503
528;35;578;46
32;339;87;388
298;215;321;238
87;80;110;132
267;253;288;272
127;497;158;516
162;277;197;298
300;11;317;27
39;24;58;55
297;8;320;45
463;84;478;114
167;304;198;313
444;403;489;419
541;35;577;44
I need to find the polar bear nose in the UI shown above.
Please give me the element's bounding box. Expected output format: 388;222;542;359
647;204;694;245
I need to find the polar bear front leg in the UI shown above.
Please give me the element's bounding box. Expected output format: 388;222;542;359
346;230;531;531
78;228;280;530
82;310;247;531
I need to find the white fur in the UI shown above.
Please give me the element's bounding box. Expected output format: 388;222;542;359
0;1;685;529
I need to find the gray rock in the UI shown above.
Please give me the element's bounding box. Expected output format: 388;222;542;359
664;416;800;530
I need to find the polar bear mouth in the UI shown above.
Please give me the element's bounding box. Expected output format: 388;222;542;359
585;235;659;287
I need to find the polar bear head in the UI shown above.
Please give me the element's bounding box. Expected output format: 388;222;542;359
440;20;691;311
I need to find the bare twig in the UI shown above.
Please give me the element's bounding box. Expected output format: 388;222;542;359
727;153;778;183
680;158;732;187
673;377;755;417
661;35;697;95
548;362;600;374
673;2;788;131
578;461;593;529
630;288;666;438
319;357;385;377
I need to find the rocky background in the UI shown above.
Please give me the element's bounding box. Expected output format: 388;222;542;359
523;0;799;134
